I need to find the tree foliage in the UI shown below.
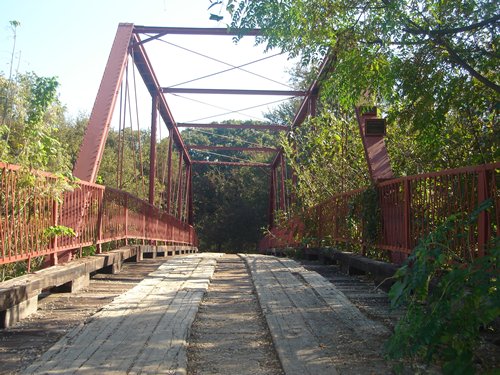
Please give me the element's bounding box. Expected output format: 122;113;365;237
0;72;71;175
281;110;369;207
0;70;77;280
221;5;500;371
182;123;278;251
225;0;498;177
387;200;499;373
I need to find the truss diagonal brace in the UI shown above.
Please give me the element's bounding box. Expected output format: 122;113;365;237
130;33;191;164
73;23;134;182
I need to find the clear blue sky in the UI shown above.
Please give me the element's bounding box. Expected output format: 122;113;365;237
0;0;296;124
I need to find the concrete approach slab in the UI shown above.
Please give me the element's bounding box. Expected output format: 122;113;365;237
22;253;222;375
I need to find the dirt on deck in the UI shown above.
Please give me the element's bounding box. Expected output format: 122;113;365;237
187;254;284;375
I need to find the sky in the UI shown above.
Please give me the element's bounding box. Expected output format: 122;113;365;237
0;0;297;127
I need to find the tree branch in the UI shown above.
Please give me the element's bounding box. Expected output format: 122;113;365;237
380;0;500;93
437;37;500;93
404;14;500;36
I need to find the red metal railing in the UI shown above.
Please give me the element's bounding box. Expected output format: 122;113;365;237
0;162;197;266
260;163;499;263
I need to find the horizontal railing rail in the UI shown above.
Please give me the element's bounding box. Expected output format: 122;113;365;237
0;162;197;266
260;162;499;263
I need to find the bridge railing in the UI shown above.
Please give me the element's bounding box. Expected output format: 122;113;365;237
0;162;197;266
261;162;499;263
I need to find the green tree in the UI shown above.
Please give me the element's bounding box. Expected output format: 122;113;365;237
182;123;278;251
0;70;75;280
225;0;498;175
0;72;71;175
281;110;370;207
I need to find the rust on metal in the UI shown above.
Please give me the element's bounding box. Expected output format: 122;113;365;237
0;163;196;266
260;162;500;264
355;107;394;183
73;23;134;183
130;33;191;164
149;94;158;205
166;132;173;213
268;166;276;228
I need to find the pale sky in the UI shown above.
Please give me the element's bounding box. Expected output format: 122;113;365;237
0;0;297;126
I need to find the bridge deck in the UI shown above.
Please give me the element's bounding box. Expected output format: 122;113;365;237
22;254;223;375
7;253;392;374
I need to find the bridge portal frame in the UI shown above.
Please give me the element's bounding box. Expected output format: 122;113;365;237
73;24;390;231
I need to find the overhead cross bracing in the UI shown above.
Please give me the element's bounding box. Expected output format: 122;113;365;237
73;23;326;229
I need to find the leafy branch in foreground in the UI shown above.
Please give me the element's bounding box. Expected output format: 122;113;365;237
386;199;499;374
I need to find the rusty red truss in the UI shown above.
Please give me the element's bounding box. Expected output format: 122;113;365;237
162;88;306;96
71;23;303;229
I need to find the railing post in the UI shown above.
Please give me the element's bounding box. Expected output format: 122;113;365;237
155;208;159;245
403;179;411;253
50;199;59;265
268;167;276;229
177;153;184;220
96;188;104;254
166;132;173;214
280;154;286;213
360;194;367;256
477;167;489;257
188;164;194;225
142;203;146;245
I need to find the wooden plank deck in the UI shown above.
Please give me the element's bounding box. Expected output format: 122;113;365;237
20;253;392;375
241;254;390;375
22;253;222;375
